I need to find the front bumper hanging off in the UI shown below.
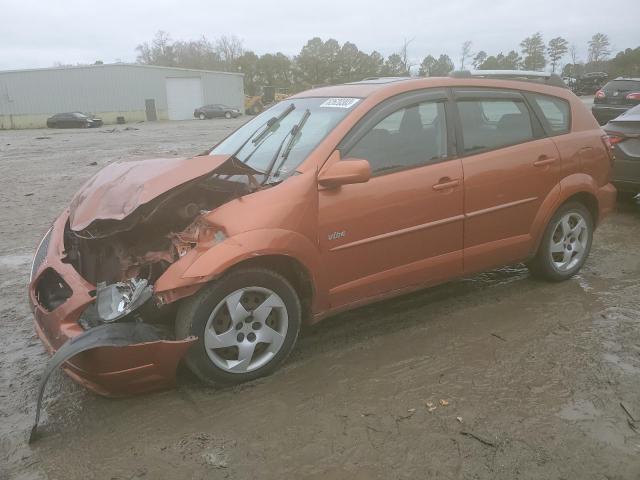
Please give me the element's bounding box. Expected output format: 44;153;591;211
29;322;195;442
28;213;197;440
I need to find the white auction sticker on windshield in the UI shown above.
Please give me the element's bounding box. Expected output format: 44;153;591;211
320;98;360;109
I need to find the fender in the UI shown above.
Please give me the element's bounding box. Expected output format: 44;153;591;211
154;228;327;310
529;173;600;255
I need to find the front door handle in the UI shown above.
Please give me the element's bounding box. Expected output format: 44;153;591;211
432;178;460;191
533;155;558;167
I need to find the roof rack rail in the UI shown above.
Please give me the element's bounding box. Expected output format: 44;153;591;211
450;70;567;88
348;76;413;84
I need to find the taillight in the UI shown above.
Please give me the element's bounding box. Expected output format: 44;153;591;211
595;89;606;98
626;92;640;101
607;134;626;146
601;134;616;165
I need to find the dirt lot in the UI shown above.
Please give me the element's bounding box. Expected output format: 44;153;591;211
1;118;640;480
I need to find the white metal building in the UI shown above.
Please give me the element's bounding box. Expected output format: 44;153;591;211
0;63;245;129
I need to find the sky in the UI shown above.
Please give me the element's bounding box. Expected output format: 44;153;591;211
0;0;638;71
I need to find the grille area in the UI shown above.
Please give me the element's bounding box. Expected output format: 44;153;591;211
35;268;72;311
31;228;52;281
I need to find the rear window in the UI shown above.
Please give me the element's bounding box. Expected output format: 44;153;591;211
530;94;570;134
604;80;640;92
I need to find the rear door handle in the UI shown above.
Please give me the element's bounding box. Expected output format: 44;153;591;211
432;178;460;191
533;155;558;167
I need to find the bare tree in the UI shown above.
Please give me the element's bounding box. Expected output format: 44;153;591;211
398;37;415;75
588;33;611;63
460;40;473;70
569;44;579;65
215;35;244;69
136;30;176;66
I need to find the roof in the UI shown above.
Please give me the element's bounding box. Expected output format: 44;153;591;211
0;63;244;77
292;75;571;100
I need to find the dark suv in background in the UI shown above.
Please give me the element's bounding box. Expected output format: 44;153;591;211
603;104;640;200
592;77;640;125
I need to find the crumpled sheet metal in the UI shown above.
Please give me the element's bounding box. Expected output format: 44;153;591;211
29;322;196;443
69;155;230;232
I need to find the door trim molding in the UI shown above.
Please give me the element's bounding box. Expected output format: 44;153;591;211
328;214;465;252
465;196;538;219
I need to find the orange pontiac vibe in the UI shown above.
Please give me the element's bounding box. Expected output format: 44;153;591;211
29;73;617;399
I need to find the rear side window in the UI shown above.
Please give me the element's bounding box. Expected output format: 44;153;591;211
530;94;570;134
347;100;448;175
457;98;534;153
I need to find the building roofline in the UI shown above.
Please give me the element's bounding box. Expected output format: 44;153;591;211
0;62;244;77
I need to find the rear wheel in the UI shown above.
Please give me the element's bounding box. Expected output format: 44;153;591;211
176;268;301;385
527;202;593;282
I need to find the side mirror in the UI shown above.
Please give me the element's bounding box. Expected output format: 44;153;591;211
318;157;371;188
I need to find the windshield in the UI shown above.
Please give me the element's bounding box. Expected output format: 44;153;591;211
210;97;360;182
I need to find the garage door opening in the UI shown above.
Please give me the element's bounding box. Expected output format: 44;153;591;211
165;77;203;120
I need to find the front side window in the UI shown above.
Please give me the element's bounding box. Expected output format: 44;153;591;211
211;97;359;182
347;100;447;175
457;98;534;153
530;94;570;134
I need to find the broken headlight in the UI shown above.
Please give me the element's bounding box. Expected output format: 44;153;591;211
95;278;153;323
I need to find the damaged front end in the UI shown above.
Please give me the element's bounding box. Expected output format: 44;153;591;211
28;155;263;439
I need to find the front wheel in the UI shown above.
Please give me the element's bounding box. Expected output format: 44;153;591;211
198;113;206;120
527;202;593;282
176;268;301;385
224;111;232;119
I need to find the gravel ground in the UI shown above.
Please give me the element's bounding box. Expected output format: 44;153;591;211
1;117;640;480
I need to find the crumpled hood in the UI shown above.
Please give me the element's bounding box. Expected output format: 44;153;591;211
69;155;231;232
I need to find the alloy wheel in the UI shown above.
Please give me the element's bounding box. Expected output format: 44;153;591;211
204;287;289;373
549;212;589;272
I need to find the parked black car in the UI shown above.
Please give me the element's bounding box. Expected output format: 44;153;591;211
592;77;640;125
193;104;241;120
46;112;103;128
603;104;640;200
574;72;608;96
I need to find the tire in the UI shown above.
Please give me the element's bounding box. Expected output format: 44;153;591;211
198;113;206;120
224;111;232;119
176;268;301;385
527;201;593;282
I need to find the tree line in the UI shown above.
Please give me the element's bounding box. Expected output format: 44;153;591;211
135;31;640;94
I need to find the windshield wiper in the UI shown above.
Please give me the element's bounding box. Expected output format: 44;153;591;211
262;109;311;184
279;109;311;163
229;103;296;164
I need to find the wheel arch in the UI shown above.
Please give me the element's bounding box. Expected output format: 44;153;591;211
225;255;315;323
154;228;325;320
529;174;600;257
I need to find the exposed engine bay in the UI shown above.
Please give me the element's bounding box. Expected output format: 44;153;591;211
64;178;237;284
61;157;263;326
